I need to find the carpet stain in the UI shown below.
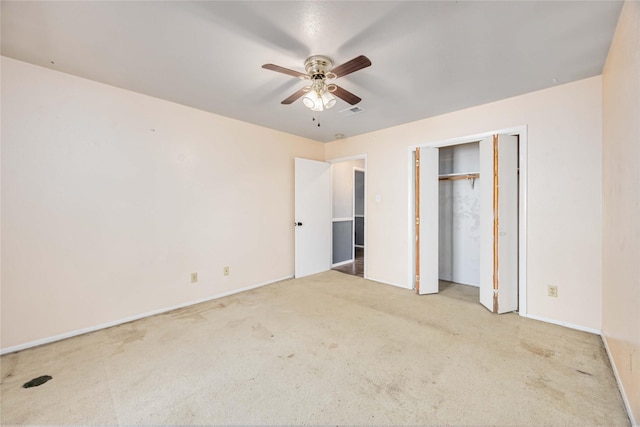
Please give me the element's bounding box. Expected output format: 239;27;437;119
521;341;555;358
121;328;146;345
416;319;457;336
226;318;248;328
287;353;295;358
23;375;52;388
251;323;273;340
168;304;222;323
576;369;592;376
0;354;18;383
108;325;147;355
527;375;566;402
386;381;402;395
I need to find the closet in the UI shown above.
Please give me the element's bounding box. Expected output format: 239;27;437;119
416;134;519;314
438;143;481;287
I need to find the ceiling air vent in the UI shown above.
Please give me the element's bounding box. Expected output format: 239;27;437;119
339;106;365;116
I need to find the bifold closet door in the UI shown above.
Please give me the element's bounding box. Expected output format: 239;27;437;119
479;135;518;313
417;147;439;295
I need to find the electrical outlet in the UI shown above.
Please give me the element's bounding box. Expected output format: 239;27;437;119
224;266;230;276
191;272;198;283
548;285;558;298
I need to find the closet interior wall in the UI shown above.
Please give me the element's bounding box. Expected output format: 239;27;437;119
438;142;481;287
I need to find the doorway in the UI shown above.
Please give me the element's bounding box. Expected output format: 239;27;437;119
411;130;527;315
330;158;366;277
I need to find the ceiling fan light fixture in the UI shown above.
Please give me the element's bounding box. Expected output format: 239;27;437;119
321;91;336;109
302;81;335;112
302;93;316;109
303;91;323;111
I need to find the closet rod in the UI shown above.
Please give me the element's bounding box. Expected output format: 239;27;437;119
438;173;479;181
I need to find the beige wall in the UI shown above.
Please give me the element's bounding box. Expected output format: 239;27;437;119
325;76;604;331
602;1;640;423
1;57;324;350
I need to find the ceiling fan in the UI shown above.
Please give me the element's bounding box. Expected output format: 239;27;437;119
262;55;371;112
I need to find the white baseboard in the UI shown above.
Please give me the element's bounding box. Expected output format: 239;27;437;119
0;275;293;355
602;334;638;427
523;313;601;335
331;259;353;267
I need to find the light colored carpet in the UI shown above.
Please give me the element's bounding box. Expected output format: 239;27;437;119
0;271;630;425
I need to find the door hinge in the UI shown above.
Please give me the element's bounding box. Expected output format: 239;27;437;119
416;217;420;225
416;274;420;282
415;159;420;167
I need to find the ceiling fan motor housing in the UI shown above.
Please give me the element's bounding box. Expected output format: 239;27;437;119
304;55;334;79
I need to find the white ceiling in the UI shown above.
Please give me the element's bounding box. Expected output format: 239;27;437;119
1;1;623;143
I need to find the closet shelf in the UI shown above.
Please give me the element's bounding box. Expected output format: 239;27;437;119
438;172;480;181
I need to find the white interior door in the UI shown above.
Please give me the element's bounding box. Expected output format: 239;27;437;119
418;147;439;294
295;158;331;278
479;135;519;313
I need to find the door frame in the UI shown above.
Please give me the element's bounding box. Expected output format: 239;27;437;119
328;154;368;279
352;167;366;261
407;126;528;316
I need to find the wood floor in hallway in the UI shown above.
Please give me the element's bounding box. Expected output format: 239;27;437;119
332;247;364;277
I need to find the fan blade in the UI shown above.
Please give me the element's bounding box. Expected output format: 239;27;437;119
331;55;372;78
281;87;307;104
262;63;307;79
332;85;361;105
